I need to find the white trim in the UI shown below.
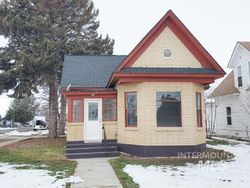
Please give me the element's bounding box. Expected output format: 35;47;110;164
84;98;103;143
162;48;173;59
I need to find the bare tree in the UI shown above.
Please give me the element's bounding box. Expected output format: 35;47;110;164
36;86;67;136
205;87;221;138
239;91;250;141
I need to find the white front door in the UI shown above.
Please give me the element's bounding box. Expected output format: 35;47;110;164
84;99;102;143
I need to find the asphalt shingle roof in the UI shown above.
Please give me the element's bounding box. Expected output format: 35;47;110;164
119;67;220;74
239;41;250;52
209;71;240;98
61;55;127;88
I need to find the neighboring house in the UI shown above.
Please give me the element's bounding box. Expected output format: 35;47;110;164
61;10;225;158
209;42;250;140
0;117;17;127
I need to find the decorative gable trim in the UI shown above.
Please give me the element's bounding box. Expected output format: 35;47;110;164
114;10;225;74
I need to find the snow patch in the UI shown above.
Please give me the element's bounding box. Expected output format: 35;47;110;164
0;163;83;188
5;130;48;137
0;128;17;131
124;143;250;188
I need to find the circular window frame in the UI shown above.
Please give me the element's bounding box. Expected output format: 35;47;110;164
163;48;173;59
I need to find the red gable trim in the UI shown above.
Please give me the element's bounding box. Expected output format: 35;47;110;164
114;10;225;74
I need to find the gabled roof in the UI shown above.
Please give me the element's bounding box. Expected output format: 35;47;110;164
61;55;126;88
228;41;250;68
209;71;240;98
114;10;225;74
239;41;250;51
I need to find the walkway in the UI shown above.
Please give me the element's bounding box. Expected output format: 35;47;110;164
72;158;122;188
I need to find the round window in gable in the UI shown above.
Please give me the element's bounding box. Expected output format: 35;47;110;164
163;48;172;58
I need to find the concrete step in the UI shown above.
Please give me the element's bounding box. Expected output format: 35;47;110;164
66;151;120;159
67;142;117;149
66;146;118;154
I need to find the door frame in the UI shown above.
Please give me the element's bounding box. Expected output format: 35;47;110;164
84;98;103;143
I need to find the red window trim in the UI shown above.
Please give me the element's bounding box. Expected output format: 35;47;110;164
125;91;137;127
156;92;182;127
196;92;202;127
68;96;118;124
70;97;84;123
102;97;117;122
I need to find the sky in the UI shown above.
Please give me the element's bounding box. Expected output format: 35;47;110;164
0;0;250;117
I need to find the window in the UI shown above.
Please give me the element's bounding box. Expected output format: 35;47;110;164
125;92;137;127
163;48;172;58
237;66;242;87
103;98;117;121
72;99;82;122
88;102;98;121
156;92;181;127
226;107;232;125
196;93;202;127
248;62;250;81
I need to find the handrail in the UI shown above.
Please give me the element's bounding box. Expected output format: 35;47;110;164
102;125;107;157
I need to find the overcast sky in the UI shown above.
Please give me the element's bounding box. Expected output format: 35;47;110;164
0;0;250;117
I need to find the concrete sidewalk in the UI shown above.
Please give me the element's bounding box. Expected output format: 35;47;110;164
71;158;122;188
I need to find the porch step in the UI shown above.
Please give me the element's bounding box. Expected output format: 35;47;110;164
66;151;120;159
66;141;120;159
66;146;118;153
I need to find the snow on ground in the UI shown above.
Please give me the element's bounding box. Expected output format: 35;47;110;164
0;128;17;131
0;163;83;188
5;130;48;136
124;142;250;188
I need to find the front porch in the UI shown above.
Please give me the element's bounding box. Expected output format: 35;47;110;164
65;88;118;143
66;140;119;159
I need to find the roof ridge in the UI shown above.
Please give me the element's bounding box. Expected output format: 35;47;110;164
65;54;127;57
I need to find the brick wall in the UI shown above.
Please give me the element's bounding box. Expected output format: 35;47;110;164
117;82;206;146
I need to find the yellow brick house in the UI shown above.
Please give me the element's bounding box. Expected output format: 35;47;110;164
61;10;225;158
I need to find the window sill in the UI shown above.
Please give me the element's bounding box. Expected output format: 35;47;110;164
154;127;184;132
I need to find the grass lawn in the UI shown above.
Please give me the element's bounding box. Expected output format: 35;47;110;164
110;147;233;188
0;137;76;179
207;139;231;145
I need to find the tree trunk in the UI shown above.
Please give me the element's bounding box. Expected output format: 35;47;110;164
48;77;58;139
58;94;66;135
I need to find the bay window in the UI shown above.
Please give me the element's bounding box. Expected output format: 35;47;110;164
125;92;137;127
156;92;181;127
196;92;202;127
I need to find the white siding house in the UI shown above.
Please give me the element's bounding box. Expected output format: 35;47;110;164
209;42;250;140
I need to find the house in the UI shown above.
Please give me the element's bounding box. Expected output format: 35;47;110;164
61;10;225;158
209;42;250;140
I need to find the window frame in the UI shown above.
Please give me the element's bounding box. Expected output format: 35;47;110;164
102;97;117;121
248;61;250;81
71;98;84;123
156;91;182;127
125;91;137;127
237;65;243;87
226;107;232;125
196;92;202;127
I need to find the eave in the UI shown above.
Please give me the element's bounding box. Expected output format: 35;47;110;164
108;73;224;87
61;87;117;97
